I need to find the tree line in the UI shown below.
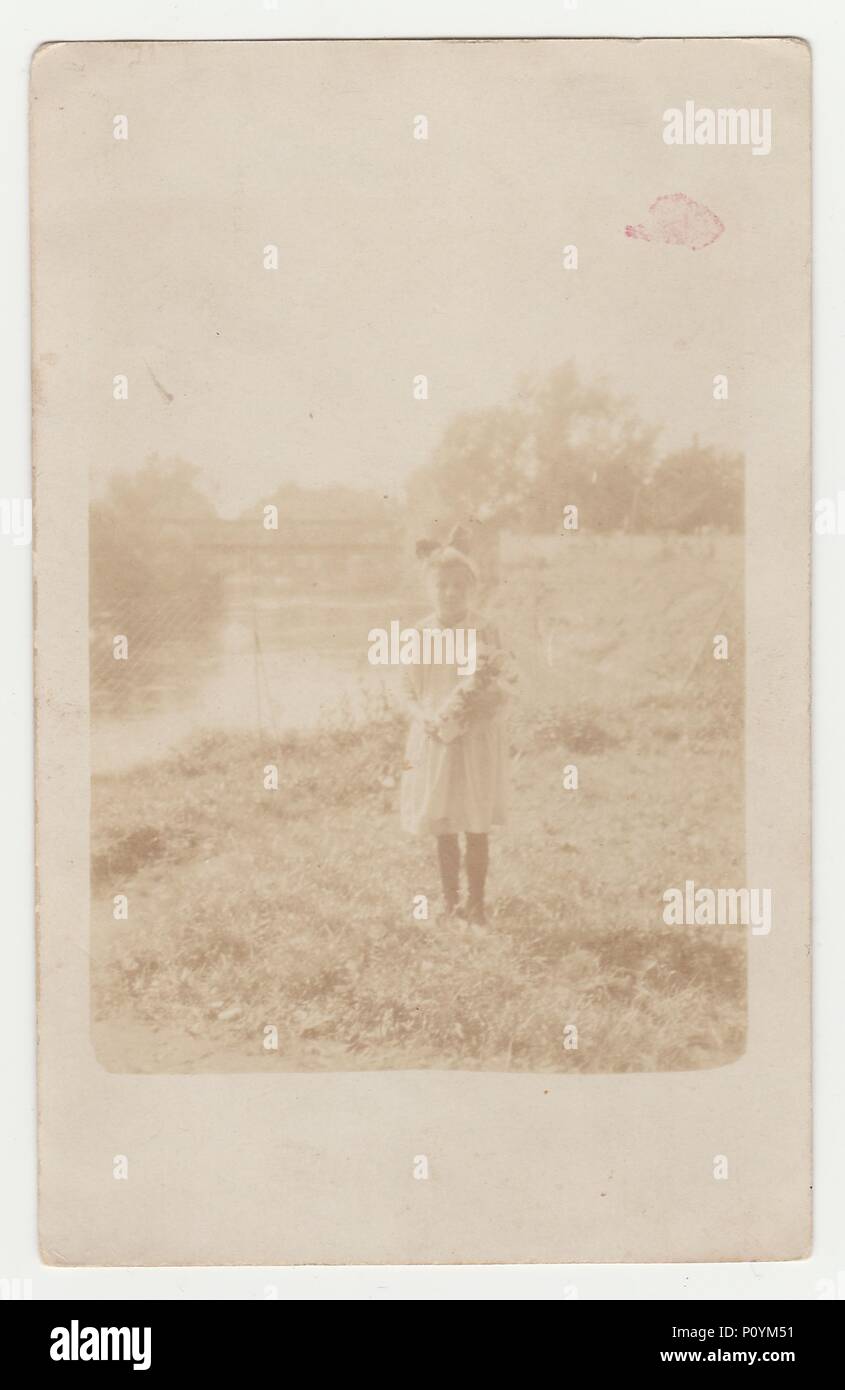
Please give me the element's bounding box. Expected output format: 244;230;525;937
407;361;743;537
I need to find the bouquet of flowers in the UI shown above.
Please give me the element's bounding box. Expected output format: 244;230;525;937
428;636;516;744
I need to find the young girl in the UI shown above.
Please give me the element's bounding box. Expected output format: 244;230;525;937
400;528;510;926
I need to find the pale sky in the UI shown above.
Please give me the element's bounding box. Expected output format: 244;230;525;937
36;39;807;516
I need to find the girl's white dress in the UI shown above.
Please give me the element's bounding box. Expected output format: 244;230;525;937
400;611;509;836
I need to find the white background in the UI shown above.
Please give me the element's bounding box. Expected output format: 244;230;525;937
1;0;840;1300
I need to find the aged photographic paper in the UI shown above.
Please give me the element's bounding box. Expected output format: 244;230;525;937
33;37;811;1264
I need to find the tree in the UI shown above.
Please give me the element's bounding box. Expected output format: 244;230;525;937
524;364;661;532
406;404;530;538
90;456;223;633
643;441;744;533
406;361;661;537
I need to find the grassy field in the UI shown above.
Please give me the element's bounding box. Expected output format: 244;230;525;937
91;534;746;1073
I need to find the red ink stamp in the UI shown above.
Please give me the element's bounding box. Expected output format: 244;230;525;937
625;193;724;251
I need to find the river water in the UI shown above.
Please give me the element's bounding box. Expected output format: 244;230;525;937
91;578;417;773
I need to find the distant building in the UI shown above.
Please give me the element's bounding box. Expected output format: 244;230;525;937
193;487;405;591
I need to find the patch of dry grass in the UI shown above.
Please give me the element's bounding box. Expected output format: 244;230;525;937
92;724;745;1073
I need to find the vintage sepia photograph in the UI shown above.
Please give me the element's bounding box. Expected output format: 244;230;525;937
70;42;753;1076
32;36;810;1265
